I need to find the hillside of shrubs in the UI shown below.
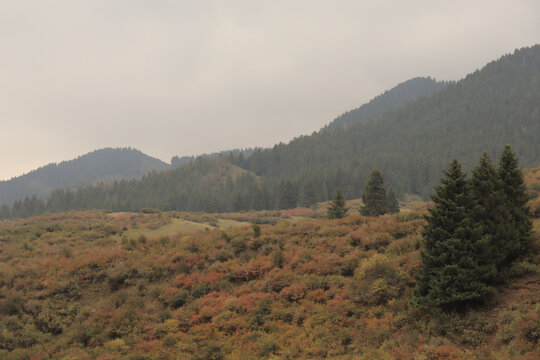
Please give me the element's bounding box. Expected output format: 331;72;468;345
0;171;539;359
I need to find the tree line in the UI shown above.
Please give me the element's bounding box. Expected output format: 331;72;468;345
1;46;540;219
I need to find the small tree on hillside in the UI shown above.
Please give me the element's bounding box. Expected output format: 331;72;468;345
327;189;348;219
361;170;388;216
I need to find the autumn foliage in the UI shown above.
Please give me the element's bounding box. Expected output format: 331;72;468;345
0;185;539;359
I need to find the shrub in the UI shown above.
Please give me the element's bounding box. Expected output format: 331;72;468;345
104;338;130;353
191;282;210;298
258;336;280;357
252;223;261;238
355;254;399;282
140;208;158;214
193;343;223;360
0;296;24;316
231;238;247;255
510;260;537;277
353;254;403;305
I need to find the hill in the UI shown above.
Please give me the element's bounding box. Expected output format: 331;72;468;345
234;45;540;199
0;148;170;206
3;157;265;218
0;182;538;359
3;45;540;218
324;77;450;130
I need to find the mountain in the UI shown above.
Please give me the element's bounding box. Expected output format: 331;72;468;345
324;77;450;130
3;45;540;218
0;148;170;206
233;45;540;198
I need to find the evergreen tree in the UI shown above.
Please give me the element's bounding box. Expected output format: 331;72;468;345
0;204;10;219
361;170;387;216
278;180;298;210
386;188;400;214
498;145;533;258
299;179;318;207
252;187;266;211
470;152;514;274
327;189;348;219
412;160;494;310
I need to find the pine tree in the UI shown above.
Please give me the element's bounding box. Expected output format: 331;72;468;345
327;189;348;219
470;152;514;275
299;179;318;207
498;145;533;259
278;180;298;210
361;170;387;216
386;188;400;214
412;159;494;310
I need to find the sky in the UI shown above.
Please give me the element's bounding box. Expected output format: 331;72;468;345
1;1;539;180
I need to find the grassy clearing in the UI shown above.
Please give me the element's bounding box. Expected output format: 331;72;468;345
123;217;247;238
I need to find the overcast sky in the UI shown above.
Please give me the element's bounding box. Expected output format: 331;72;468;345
1;1;539;180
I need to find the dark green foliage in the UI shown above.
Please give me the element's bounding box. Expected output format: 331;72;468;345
386;188;400;214
299;179;318;207
234;45;540;200
414;149;536;311
252;223;261;238
278;180;298;210
498;145;534;258
470;152;515;274
327;189;348;219
412;160;495;310
325;77;450;130
0;204;9;219
361;170;388;216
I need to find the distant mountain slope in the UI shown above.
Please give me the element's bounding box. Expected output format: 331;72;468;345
324;77;450;130
3;45;540;218
235;45;540;198
170;148;258;168
0;148;170;205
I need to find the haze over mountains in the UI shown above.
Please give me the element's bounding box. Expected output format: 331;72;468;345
0;75;450;208
2;45;540;217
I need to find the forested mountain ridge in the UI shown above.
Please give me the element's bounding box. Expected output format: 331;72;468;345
3;45;540;218
171;148;258;169
324;77;450;130
0;148;170;206
232;45;540;198
3;157;266;218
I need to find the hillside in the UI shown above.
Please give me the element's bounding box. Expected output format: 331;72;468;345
233;45;540;199
0;176;538;359
0;148;170;206
3;46;540;219
324;77;450;130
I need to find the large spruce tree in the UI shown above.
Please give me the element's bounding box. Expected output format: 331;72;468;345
470;152;514;275
498;145;533;259
412;160;494;310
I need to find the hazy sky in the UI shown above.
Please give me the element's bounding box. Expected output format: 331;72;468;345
1;1;539;180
